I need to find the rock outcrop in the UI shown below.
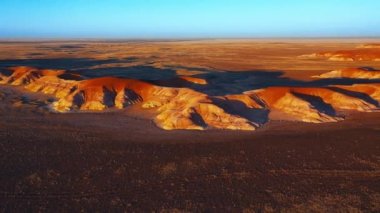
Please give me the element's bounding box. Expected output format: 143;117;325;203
0;66;257;130
336;84;380;103
244;85;379;122
245;87;341;123
313;67;380;79
2;66;380;131
152;88;257;130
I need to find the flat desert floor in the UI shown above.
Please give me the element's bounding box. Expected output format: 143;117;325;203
1;39;380;211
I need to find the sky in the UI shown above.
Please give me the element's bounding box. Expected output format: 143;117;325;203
0;0;380;39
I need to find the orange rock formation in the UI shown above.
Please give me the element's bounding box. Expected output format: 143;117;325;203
0;66;256;130
2;66;380;130
245;85;379;122
313;67;380;79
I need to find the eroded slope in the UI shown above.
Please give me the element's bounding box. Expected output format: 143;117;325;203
313;67;380;79
2;66;380;131
0;66;258;130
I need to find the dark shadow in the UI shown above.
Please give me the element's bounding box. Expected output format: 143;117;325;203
58;45;86;49
189;70;310;96
153;77;196;88
72;91;85;109
22;70;41;85
3;58;380;106
358;66;377;71
308;78;380;87
58;73;85;81
123;89;143;107
0;68;13;77
210;97;269;125
328;87;379;107
165;65;216;73
103;87;116;108
292;92;336;116
190;112;207;128
69;86;78;95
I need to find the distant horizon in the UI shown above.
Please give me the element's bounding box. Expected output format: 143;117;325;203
1;0;380;39
1;36;380;42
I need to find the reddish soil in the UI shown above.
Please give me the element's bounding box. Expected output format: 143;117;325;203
1;40;380;211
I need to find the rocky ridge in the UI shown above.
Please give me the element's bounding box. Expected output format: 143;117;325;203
1;66;380;130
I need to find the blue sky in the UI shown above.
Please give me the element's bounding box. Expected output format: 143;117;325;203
0;0;379;38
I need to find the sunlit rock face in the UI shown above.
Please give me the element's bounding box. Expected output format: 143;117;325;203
223;94;264;109
245;85;379;122
1;66;65;86
245;87;342;123
0;66;257;130
336;84;380;103
292;87;378;112
74;77;154;111
2;66;380;131
153;88;258;130
313;67;380;79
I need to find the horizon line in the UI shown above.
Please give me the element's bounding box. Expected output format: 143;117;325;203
1;36;380;43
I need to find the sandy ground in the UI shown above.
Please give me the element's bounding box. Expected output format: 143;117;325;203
1;40;380;211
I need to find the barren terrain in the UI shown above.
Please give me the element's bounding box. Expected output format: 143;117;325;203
1;39;380;211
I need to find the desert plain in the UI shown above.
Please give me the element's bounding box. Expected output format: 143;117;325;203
1;39;380;211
